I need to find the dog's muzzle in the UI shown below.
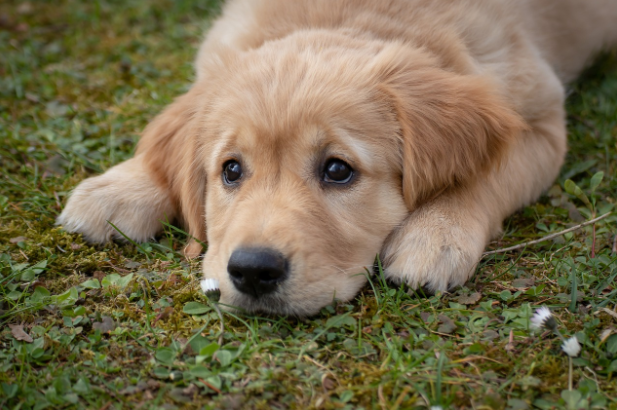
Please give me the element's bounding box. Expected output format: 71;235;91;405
227;247;289;298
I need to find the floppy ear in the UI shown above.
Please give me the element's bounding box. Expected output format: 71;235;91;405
371;45;527;209
136;85;209;258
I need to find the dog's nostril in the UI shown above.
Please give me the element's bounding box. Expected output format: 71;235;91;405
227;247;289;298
258;269;284;282
228;269;243;281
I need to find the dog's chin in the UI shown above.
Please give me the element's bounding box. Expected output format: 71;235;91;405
220;291;324;317
218;276;369;317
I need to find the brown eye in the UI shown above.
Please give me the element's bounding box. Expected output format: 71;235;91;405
323;159;353;184
223;160;242;184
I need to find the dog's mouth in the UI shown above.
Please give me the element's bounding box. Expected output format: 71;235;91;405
225;291;295;316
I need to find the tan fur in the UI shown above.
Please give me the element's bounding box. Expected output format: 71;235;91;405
58;0;617;315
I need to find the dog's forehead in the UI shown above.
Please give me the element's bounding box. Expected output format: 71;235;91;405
210;123;374;168
206;47;390;134
202;48;402;172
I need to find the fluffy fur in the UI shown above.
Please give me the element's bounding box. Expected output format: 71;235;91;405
57;0;617;315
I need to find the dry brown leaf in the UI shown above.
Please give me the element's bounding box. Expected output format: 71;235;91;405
457;292;482;305
512;278;535;289
152;306;174;325
182;384;199;397
482;329;499;340
92;316;116;333
321;374;336;390
437;314;457;334
9;324;33;343
123;260;141;269
92;271;106;281
505;329;516;354
17;2;33;14
25;92;39;103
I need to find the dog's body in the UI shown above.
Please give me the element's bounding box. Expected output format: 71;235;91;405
58;0;617;315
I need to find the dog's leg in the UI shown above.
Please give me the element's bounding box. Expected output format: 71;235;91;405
57;154;176;244
58;86;207;250
381;101;568;292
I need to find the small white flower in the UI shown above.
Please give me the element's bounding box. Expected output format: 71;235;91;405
562;336;581;357
200;278;220;294
430;406;444;410
530;306;557;331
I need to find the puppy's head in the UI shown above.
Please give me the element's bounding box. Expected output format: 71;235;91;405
153;36;524;316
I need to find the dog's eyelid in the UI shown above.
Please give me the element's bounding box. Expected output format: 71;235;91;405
322;150;357;168
220;152;242;164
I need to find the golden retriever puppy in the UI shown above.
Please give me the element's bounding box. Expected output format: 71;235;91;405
58;0;617;315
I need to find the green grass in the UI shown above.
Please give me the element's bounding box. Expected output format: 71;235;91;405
1;1;616;409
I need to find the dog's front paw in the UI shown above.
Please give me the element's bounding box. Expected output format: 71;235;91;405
381;204;488;292
57;157;175;244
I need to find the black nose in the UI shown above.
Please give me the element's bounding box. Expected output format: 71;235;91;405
227;248;289;298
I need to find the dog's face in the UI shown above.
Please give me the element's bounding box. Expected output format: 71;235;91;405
202;121;409;316
170;36;522;315
198;40;409;315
